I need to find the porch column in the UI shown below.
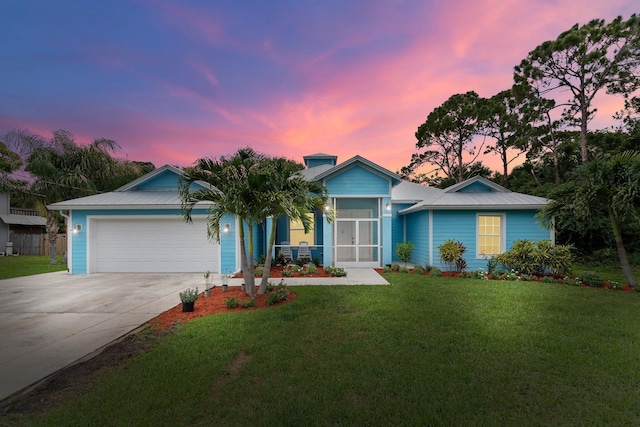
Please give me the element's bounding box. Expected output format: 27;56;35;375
323;211;332;266
383;197;392;266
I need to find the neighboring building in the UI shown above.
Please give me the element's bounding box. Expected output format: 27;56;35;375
48;154;551;274
0;193;47;255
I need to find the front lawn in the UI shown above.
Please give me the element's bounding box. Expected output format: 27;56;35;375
0;255;67;280
4;274;640;426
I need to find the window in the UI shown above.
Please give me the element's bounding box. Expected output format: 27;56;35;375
290;213;315;245
478;214;503;256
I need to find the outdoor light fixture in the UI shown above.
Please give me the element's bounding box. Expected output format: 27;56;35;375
324;204;331;211
386;203;391;211
73;224;82;232
223;223;231;233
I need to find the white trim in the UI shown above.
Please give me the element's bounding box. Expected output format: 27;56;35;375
428;210;433;266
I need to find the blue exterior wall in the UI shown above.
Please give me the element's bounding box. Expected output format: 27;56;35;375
135;170;182;190
325;165;390;195
506;210;551;246
391;203;412;264
305;158;336;168
429;209;551;271
404;210;430;267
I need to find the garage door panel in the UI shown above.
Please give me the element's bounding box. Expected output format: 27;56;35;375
93;218;219;273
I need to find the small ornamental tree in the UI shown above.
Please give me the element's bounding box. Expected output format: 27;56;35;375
396;241;415;266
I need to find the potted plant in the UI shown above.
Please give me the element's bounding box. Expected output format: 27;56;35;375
221;274;231;292
179;287;198;312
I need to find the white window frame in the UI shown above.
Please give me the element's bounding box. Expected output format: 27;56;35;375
476;213;505;258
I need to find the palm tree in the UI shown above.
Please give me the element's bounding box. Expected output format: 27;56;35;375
540;151;640;287
179;148;266;296
7;129;147;264
253;157;331;293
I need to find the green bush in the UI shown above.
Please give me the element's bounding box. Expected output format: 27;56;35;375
329;267;347;277
306;263;318;274
391;263;400;271
396;241;415;266
430;267;443;277
486;257;499;274
179;287;199;303
282;268;293;277
383;265;392;273
255;266;264;277
242;297;256;308
496;240;573;276
413;265;424;275
398;266;409;273
424;264;433;272
266;281;289;306
579;271;604;287
439;240;467;272
225;297;240;309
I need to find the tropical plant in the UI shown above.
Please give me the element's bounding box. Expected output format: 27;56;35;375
179;147;266;296
5;129;149;264
540;152;640;287
439;240;467;272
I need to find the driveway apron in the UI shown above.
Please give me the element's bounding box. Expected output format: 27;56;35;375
0;271;202;401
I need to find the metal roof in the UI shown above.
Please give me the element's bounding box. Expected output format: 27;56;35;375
48;190;213;210
0;214;46;226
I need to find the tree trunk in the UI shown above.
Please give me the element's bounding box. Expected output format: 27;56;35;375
610;213;637;287
46;211;58;265
238;218;256;297
580;103;589;165
258;219;278;294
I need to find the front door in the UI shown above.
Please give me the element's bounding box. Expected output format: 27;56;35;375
334;208;379;267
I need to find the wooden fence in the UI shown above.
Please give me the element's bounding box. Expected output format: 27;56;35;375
10;233;67;256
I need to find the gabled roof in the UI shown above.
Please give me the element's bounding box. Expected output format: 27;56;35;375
391;181;443;203
314;155;402;185
397;176;549;214
48;164;213;211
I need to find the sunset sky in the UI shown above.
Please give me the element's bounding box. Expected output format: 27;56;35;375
1;1;636;174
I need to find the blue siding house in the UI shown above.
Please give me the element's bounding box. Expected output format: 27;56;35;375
49;153;551;274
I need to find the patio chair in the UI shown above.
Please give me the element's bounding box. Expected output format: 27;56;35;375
279;241;292;263
297;241;311;262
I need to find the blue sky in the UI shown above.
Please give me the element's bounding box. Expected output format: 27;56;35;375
1;0;636;172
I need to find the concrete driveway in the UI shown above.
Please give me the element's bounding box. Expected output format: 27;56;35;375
0;271;202;401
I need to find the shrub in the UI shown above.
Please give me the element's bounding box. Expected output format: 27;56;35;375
424;264;433;272
383;265;392;273
486;257;499;274
254;266;264;277
413;265;424;275
579;271;604;287
255;254;266;266
398;266;409;273
396;241;415;266
306;263;318;274
312;257;322;267
430;267;443;277
266;281;289;305
225;297;240;308
291;265;302;273
496;240;574;275
520;274;536;282
473;268;487;280
542;276;558;283
282;268;293;277
563;277;582;286
329;267;347;277
296;257;310;267
179;287;199;303
391;263;400;271
439;240;467;272
242;297;256;308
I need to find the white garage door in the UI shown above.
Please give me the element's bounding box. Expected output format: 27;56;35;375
92;217;219;273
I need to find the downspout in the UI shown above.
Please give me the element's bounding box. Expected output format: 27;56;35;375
60;211;71;271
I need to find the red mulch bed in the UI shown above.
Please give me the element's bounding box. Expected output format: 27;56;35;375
148;286;296;331
234;265;333;278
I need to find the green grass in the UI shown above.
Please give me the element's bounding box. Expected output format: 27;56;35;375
0;255;67;280
5;273;639;426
